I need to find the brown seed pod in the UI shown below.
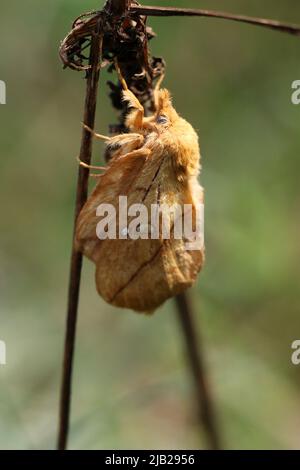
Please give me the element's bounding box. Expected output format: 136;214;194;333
75;83;204;313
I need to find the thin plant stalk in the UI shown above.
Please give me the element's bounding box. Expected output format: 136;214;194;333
176;293;221;450
57;23;103;451
131;5;300;36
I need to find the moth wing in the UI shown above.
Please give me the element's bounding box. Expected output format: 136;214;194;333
76;146;204;312
75;149;149;259
104;167;204;312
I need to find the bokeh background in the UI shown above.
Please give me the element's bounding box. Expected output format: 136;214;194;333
1;0;300;450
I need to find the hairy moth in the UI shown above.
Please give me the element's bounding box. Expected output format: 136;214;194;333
75;78;204;313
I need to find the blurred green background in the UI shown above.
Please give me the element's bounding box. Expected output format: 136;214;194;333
1;0;300;450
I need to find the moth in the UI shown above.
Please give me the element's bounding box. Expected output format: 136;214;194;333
75;71;204;313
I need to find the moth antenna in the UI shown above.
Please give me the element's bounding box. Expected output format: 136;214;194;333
154;73;165;111
76;155;106;171
155;73;165;92
114;58;129;91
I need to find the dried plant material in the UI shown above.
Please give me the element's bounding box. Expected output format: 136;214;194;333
59;2;165;129
75;84;204;313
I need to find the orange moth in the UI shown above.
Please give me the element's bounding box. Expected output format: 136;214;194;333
75;73;204;313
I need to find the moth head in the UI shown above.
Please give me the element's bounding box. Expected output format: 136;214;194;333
155;89;179;125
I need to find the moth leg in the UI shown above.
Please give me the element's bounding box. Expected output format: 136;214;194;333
89;173;102;179
118;146;151;161
123;91;145;130
82;123;111;141
104;132;145;162
114;59;129;92
114;59;144;130
76;155;106;171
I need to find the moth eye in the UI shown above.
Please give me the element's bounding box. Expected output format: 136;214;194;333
156;115;168;125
